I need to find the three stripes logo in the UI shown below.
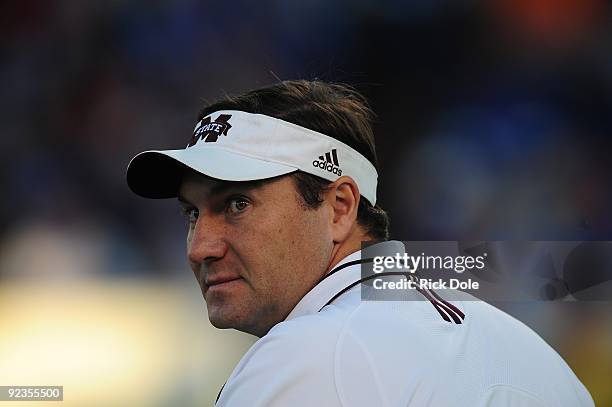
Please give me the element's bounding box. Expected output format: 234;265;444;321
313;149;342;176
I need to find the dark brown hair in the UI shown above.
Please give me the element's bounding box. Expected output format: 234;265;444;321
198;80;389;241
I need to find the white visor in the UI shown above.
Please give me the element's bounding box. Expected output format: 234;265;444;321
126;110;378;205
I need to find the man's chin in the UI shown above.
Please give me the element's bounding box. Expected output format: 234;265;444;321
208;317;237;330
206;301;280;336
207;306;246;330
207;306;271;336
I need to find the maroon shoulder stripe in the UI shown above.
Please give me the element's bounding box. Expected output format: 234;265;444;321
415;286;463;324
428;288;465;320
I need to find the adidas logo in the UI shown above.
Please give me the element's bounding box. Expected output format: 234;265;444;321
312;149;342;176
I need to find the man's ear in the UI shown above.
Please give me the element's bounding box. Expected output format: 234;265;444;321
323;176;360;243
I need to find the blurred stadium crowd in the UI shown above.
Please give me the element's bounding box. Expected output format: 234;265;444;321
1;1;611;405
2;0;612;277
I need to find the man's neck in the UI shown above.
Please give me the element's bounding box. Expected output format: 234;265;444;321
325;228;374;275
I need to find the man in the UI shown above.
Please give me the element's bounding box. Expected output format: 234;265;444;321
127;80;594;406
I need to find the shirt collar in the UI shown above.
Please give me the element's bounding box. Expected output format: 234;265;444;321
285;240;406;321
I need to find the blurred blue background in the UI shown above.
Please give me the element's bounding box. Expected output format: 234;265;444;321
1;0;611;405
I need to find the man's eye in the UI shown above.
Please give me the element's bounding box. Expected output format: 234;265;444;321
227;197;250;214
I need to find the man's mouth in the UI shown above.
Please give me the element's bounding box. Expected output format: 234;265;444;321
205;275;243;288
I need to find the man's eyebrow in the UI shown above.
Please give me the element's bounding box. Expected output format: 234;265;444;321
177;195;191;205
211;182;249;195
177;180;268;204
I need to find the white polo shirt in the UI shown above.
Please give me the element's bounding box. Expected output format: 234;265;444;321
215;241;594;407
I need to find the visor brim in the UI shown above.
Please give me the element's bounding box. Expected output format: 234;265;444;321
126;147;298;199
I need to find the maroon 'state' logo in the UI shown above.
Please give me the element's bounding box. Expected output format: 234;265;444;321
188;114;232;147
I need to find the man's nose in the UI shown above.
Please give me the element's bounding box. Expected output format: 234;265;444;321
187;214;228;264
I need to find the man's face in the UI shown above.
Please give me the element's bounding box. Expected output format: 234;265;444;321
178;171;333;336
